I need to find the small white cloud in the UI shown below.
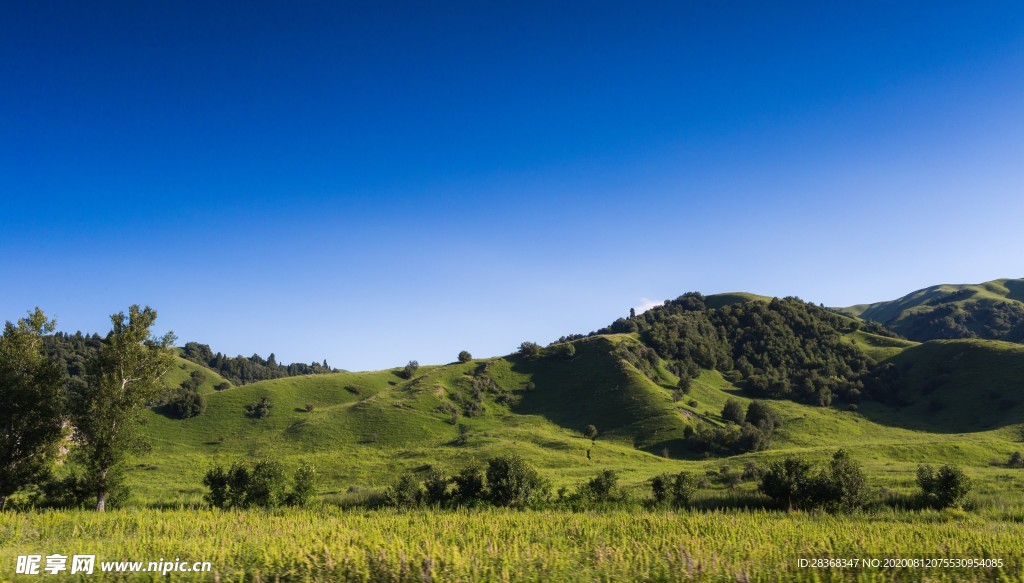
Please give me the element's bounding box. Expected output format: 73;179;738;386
633;297;662;315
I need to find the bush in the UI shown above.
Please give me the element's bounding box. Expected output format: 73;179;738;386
245;397;273;419
214;381;232;391
579;469;621;502
677;377;692;394
1010;451;1024;468
304;403;315;412
385;474;423;508
687;399;698;408
745;400;780;430
820;449;867;511
585;424;598;440
458;351;472;363
486;454;549;507
558;342;576;360
400;360;420;379
286;462;318;507
204;459;312;509
423;469;449;505
722;399;746;424
759;457;815;510
452;464;485;504
518;342;541;359
917;464;971;509
651;472;696;507
759;450;868;511
169;385;206;419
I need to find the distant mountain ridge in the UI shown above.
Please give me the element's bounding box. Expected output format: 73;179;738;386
841;278;1024;343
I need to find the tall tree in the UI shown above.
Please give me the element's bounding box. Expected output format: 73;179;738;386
0;308;65;510
74;306;174;511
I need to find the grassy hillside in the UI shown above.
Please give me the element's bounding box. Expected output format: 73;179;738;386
162;355;232;394
843;278;1024;342
111;329;1024;511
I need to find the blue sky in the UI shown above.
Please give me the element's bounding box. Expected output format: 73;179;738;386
2;1;1023;370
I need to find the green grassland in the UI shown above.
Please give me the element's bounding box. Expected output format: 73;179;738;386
842;278;1024;340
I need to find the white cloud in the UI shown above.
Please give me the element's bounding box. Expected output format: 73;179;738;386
633;297;662;315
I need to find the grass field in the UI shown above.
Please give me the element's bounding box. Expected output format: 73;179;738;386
3;507;1023;582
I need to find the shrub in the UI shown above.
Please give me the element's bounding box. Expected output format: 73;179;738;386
385;474;423;508
204;459;288;508
820;449;867;511
245;397;273;419
652;472;696;507
917;464;971;509
722;399;746;424
486;454;549;508
1010;451;1024;468
458;350;472;363
518;342;541;359
400;360;420;379
304;403;315;412
169;385;206;419
214;381;231;391
558;342;576;360
745;400;780;430
759;457;815;510
423;469;449;505
580;469;621;502
585;424;598;440
677;377;692;394
759;450;868;511
286;462;318;507
246;460;287;508
672;389;684;402
452;464;485;504
687;399;698;408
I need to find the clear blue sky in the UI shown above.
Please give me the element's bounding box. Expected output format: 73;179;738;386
2;1;1023;370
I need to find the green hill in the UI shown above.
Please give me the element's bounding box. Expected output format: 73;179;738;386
843;278;1024;342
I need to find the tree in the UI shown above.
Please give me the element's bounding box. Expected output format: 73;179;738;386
452;464;485;504
821;449;867;511
677;376;692;395
722;398;746;424
287;461;317;507
651;471;696;507
73;305;174;511
385;474;423;508
558;342;576;360
1009;451;1024;468
580;469;620;502
518;342;541;360
486;454;548;507
0;308;66;510
400;360;420;379
745;400;780;431
246;397;273;419
917;464;972;509
169;384;206;419
584;424;598;440
423;469;449;505
457;351;472;363
759;457;815;511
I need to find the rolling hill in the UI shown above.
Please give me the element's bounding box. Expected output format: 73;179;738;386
842;278;1024;342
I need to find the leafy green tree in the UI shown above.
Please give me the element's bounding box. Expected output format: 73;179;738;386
677;376;692;394
917;464;972;509
73;305;174;511
580;469;620;502
385;474;423;508
721;398;746;424
670;472;697;507
0;308;66;510
452;464;485;504
1009;451;1024;468
245;460;287;508
486;454;549;507
821;449;867;511
287;461;318;507
169;384;206;419
457;351;472;363
759;457;815;510
423;469;449;505
518;342;541;359
202;465;230;508
745;400;780;431
246;397;273;419
558;342;576;360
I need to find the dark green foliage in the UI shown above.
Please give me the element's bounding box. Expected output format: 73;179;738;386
603;295;873;406
1009;451;1024;468
609;317;638;334
558;342;576;360
759;450;869;511
745;400;780;431
181;341;334;385
246;397;273;419
518;342;541;360
894;299;1024;343
452;464;485;504
400;360;420;379
672;389;684;402
286;462;317;507
423;469;449;505
304;403;315;412
485;454;549;508
689;420;773;455
651;472;696;507
168;373;207;419
687;399;698;408
214;381;231;391
677;376;692;394
917;464;972;509
458;350;472;363
585;424;598;440
759;457;816;510
384;474;423;508
203;459;292;508
0;309;66;509
579;469;622;502
722;399;745;424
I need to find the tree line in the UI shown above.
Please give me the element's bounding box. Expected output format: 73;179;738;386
180;342;334;385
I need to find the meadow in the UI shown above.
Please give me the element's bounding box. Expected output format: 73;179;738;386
3;507;1023;582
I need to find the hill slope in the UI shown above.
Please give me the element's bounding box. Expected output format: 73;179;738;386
843;278;1024;342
